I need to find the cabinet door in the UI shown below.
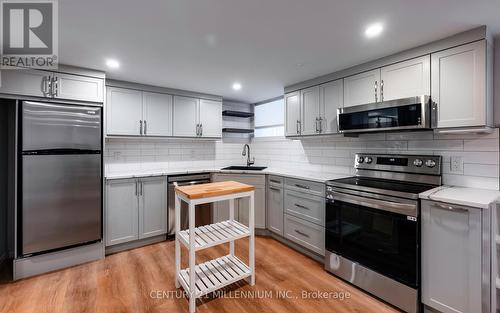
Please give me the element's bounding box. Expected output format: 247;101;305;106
237;187;265;228
199;99;222;138
143;92;173;136
431;40;487;128
0;69;50;98
380;55;430;101
139;177;167;239
267;185;284;236
53;73;104;103
343;69;380;107
300;86;321;136
173;96;199;137
105;179;139;246
421;200;482;313
285;91;301;136
106;87;143;136
319;80;343;134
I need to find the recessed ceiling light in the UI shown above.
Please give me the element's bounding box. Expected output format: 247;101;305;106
232;82;242;91
365;23;383;38
106;59;120;69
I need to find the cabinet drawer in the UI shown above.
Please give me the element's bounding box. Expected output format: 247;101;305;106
284;190;325;226
285;178;325;197
284;214;324;256
215;174;265;187
268;175;283;187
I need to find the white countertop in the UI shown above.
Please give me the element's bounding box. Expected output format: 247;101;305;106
419;185;500;209
105;167;349;183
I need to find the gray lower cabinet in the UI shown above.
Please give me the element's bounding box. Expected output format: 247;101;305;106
139;177;167;239
421;200;485;313
284;189;325;226
106;176;167;247
284;214;324;256
267;176;284;236
105;178;139;246
212;173;266;228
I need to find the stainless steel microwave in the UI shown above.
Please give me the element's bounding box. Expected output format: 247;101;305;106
337;95;431;133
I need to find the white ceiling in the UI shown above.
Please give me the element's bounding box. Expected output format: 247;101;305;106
60;0;500;103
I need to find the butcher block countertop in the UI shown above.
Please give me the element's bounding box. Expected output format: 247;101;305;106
175;181;255;199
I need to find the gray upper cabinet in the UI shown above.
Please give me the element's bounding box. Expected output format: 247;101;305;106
199;99;222;138
421;200;483;313
143;92;173;136
106;87;174;137
106;87;143;136
343;69;380;107
380;55;430;101
319;79;343;134
284;91;301;136
431;40;490;129
53;73;104;103
267;179;284;236
139;177;167;239
0;69;51;98
300;86;321;136
173;96;222;138
0;69;104;102
173;96;199;137
105;178;139;246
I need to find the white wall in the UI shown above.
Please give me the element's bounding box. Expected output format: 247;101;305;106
251;130;500;190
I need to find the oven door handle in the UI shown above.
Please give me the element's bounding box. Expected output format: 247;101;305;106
333;192;417;217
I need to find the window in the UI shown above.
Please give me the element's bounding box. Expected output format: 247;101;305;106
254;97;284;137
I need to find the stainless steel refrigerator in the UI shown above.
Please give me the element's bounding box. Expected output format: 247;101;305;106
20;101;102;256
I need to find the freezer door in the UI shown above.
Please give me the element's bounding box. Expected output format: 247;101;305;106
22;101;101;151
22;154;102;255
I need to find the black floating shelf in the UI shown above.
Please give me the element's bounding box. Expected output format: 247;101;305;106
222;110;254;118
222;128;254;134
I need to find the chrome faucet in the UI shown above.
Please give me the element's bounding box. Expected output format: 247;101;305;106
242;144;255;167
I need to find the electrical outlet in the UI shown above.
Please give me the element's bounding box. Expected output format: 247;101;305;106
450;156;463;173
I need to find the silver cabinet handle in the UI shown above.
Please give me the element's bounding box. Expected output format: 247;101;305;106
295;203;310;210
200;123;203;136
269;186;281;191
144;120;147;135
140;120;143;135
135;180;138;196
431;202;468;213
52;76;58;97
140;182;143;196
318;117;323;133
380;79;384;102
295;184;310;190
196;124;201;136
296;120;301;134
374;81;378;102
270;179;281;184
315;117;319;133
295;230;309;238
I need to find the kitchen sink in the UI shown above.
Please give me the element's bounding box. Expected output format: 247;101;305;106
221;166;267;171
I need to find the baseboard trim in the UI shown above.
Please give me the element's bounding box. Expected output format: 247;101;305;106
105;235;167;255
14;241;104;280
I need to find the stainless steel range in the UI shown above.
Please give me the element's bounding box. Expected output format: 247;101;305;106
325;153;441;313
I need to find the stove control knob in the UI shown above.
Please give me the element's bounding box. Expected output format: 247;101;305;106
425;159;436;168
413;159;423;167
357;156;364;163
364;157;373;164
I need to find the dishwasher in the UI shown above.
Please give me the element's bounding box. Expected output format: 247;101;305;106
167;173;212;237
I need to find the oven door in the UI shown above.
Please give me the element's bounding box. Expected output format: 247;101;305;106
326;192;419;288
337;95;430;133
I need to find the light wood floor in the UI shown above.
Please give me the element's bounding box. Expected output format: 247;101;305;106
0;236;400;313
